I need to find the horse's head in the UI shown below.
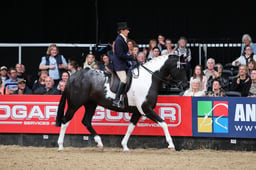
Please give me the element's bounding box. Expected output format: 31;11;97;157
159;54;188;90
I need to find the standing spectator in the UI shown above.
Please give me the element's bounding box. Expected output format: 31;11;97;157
183;78;205;96
33;76;60;95
106;40;115;61
248;69;256;97
0;78;9;95
32;70;49;93
175;36;192;80
16;63;33;89
231;65;251;97
157;34;166;52
99;54;113;72
206;79;226;97
13;79;32;95
127;39;137;55
39;44;68;87
5;67;19;94
203;58;217;80
83;53;99;70
240;34;256;55
190;65;207;92
0;66;9;87
67;59;79;75
232;45;256;66
145;38;157;60
161;38;176;55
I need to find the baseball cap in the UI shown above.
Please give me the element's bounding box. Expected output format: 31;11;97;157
18;79;26;84
0;66;7;70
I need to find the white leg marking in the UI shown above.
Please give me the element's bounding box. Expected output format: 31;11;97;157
158;122;175;149
57;121;70;151
121;123;135;151
94;135;103;148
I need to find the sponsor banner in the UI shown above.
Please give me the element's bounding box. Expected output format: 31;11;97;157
0;95;192;136
192;97;256;138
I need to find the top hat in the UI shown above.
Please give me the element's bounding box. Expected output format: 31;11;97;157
117;22;130;31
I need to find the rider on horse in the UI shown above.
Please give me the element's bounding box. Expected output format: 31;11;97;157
112;22;135;107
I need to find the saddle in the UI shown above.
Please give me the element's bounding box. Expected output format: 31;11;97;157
105;70;133;94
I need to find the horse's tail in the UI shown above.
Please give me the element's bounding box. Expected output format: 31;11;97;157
55;91;67;127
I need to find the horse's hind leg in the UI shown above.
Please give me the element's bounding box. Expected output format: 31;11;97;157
121;111;141;151
141;104;175;150
82;102;103;149
57;107;78;151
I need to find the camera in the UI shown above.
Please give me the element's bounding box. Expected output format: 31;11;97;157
214;66;218;72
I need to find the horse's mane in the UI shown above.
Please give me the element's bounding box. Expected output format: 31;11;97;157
142;55;170;72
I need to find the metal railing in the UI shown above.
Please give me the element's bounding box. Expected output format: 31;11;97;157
0;42;243;66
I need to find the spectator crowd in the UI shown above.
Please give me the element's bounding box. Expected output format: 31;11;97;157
1;33;256;98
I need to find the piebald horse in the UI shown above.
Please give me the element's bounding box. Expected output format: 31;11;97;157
56;54;187;151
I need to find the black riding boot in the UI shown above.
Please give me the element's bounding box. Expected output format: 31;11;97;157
112;82;126;107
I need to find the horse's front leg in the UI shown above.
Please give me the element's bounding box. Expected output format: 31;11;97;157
141;102;175;150
121;111;141;151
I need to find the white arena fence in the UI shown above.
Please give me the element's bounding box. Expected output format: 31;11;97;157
0;43;243;65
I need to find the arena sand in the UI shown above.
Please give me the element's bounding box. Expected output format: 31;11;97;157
0;145;255;170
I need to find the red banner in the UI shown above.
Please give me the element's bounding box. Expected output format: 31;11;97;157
0;95;192;136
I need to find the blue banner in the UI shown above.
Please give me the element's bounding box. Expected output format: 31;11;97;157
192;97;256;138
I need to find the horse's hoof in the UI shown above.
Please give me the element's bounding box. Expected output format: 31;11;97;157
168;147;175;151
122;147;130;152
97;145;104;151
58;145;64;151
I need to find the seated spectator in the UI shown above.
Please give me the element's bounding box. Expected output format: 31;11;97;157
13;79;32;95
206;79;226;97
203;58;217;80
5;67;19;94
206;63;229;91
248;69;256;97
147;46;160;61
161;38;176;55
99;53;113;72
58;80;66;94
83;53;99;69
240;34;256;55
132;46;139;57
136;52;147;64
33;76;60;95
248;60;256;76
32;70;49;93
57;71;70;90
0;78;9;95
231;65;251;97
190;65;207;92
67;59;79;75
183;78;205;96
232;45;256;66
0;66;9;87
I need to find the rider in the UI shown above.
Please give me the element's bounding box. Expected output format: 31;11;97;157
112;22;135;107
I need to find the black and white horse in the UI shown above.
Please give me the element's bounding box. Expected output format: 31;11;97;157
55;54;187;151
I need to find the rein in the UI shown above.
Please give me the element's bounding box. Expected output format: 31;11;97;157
140;64;173;86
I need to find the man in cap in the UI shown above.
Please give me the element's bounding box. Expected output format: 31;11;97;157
13;78;32;95
112;22;135;107
0;66;9;86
